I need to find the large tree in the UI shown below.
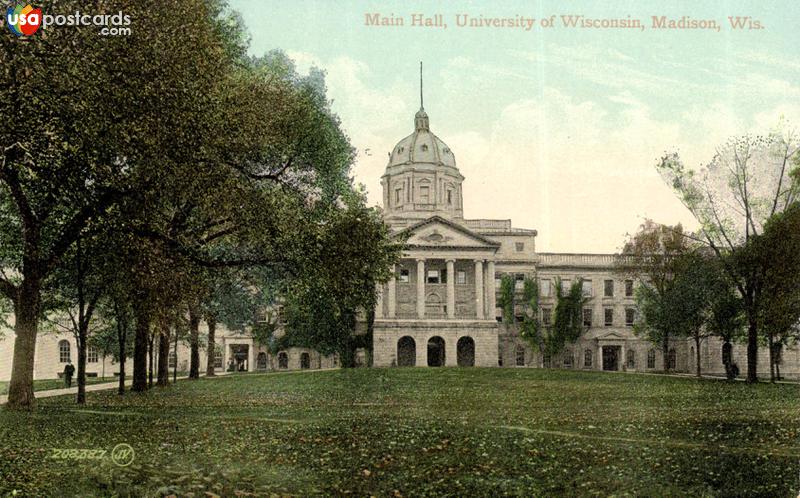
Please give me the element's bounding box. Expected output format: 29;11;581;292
658;131;800;381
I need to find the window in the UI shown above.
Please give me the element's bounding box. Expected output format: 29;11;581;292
541;308;552;326
514;314;524;323
583;308;593;327
625;279;634;297
59;340;71;363
625;308;635;327
399;269;410;283
447;190;453;205
604;280;614;297
515;345;525;366
604;308;614;326
582;279;593;297
540;279;552;297
421;144;428;152
419;185;430;203
498;351;503;367
494;272;502;288
561;280;571;296
515;273;525;290
584;349;593;368
214;348;223;369
563;352;573;368
395;188;402;204
626;350;636;369
668;349;677;370
456;270;466;285
88;345;98;363
168;351;177;368
426;270;440;284
515;242;524;252
647;349;656;369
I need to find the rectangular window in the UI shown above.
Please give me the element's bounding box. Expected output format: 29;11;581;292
561;280;571;296
447;190;453;205
541;308;552;326
399;269;410;283
168;351;177;368
515;242;524;252
87;346;98;363
583;308;593;327
647;350;656;369
625;279;634;297
494;272;501;288
395;188;402;204
214;348;223;369
582;279;593;297
419;185;430;203
604;308;614;326
540;279;552;297
604;279;614;297
426;269;440;284
515;273;525;290
456;270;466;285
625;308;635;327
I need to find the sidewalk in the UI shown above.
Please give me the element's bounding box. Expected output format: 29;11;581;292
0;372;230;405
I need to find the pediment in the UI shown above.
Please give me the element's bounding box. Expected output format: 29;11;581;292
400;216;500;249
596;331;627;341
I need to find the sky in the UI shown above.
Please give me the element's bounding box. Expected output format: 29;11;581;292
228;0;799;253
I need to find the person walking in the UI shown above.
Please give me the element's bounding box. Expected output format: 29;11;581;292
63;362;75;388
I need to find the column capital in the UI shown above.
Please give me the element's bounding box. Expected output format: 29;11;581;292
474;258;486;263
445;258;456;263
415;257;426;263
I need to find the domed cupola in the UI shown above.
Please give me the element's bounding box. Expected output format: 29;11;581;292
382;63;465;224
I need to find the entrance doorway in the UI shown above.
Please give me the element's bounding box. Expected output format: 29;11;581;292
229;344;249;372
456;337;475;367
397;336;416;366
427;336;445;367
602;346;620;371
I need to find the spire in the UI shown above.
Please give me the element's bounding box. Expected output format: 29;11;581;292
414;61;430;131
419;61;424;110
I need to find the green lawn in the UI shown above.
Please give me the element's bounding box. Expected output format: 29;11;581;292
0;368;798;497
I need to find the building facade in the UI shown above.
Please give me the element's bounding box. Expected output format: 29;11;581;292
370;99;798;378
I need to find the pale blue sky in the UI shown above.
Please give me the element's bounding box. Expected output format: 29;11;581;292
229;0;799;252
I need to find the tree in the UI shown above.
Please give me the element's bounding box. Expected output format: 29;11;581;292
658;131;800;381
550;279;588;361
617;221;692;373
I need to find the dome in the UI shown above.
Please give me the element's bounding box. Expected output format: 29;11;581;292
387;109;456;168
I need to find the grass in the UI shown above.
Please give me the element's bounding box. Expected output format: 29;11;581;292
0;368;798;497
0;376;126;395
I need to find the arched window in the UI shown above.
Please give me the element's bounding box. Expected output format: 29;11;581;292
300;352;310;369
397;336;416;367
584;349;593;368
515;345;525;366
87;345;98;363
668;348;677;370
457;337;475;367
647;349;656;369
626;349;635;369
256;352;267;370
278;351;289;369
59;340;71;363
563;351;573;368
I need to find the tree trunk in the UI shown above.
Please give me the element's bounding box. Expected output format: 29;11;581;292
694;334;702;378
132;302;150;391
76;329;87;404
116;310;127;395
205;315;217;377
768;332;775;383
172;325;178;384
746;314;758;383
188;308;201;379
6;278;41;409
662;333;670;374
157;322;170;386
148;336;154;388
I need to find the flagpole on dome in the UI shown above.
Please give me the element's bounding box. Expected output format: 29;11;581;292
420;61;424;110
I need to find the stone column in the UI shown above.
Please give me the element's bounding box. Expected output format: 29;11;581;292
375;282;384;319
474;259;484;319
387;264;396;318
446;259;455;319
416;258;426;319
487;260;496;321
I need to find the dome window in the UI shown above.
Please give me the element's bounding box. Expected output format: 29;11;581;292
444;148;450;154
397;147;404;153
421;144;428;152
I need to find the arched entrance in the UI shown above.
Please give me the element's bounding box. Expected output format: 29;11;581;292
456;336;475;367
300;352;310;369
397;336;416;366
256;352;267;370
277;351;288;369
427;336;445;367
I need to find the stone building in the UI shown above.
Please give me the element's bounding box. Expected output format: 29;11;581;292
370;93;797;378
